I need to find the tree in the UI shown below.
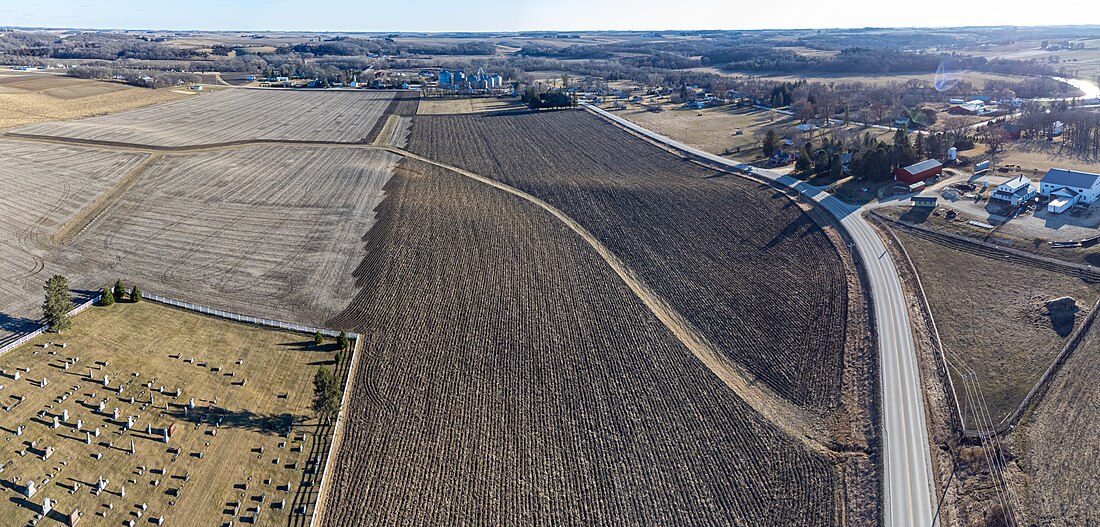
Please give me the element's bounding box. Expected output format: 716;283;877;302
312;367;340;420
914;132;925;158
129;286;142;303
829;153;843;179
893;128;915;168
99;287;115;307
113;279;126;302
314;331;324;346
337;331;350;351
796;144;812;172
43;275;73;333
762;129;778;157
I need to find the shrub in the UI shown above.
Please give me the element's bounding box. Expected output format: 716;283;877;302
314;331;324;346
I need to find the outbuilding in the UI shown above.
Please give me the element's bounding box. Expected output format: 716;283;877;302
894;159;943;184
1039;168;1100;213
911;196;938;208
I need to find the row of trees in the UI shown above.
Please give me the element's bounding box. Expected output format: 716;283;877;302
521;88;576;110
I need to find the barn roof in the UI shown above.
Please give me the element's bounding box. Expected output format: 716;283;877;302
1042;168;1100;189
899;159;943;176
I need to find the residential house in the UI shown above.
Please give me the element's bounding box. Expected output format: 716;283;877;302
990;175;1037;206
1040;168;1100;213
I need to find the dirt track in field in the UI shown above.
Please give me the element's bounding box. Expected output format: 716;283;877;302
392;146;829;449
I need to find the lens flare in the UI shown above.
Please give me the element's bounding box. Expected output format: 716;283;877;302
934;62;960;92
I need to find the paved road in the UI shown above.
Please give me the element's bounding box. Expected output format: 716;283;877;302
584;104;935;527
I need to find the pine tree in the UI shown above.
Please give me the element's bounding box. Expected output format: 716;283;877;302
113;279;126;302
312;367;340;420
43;275;73;333
100;287;115;307
796;144;812;172
762;129;778;157
337;331;350;351
129;286;142;303
314;331;324;346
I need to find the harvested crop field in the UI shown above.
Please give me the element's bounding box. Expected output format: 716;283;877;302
1018;318;1100;525
890;225;1100;425
0;141;148;336
52;145;397;327
0;77;189;131
12;89;395;147
320;158;843;525
406;109;850;412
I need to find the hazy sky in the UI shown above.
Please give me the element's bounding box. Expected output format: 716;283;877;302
3;0;1097;32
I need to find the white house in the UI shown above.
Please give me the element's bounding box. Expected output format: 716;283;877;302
1040;168;1100;213
990;175;1037;206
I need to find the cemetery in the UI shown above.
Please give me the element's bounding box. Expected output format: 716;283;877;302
0;300;341;526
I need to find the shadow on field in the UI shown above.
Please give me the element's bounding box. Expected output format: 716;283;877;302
169;405;302;436
0;312;39;335
277;341;340;353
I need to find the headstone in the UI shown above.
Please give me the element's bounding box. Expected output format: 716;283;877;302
85;431;91;445
147;423;153;434
94;427;100;437
129;439;135;455
76;419;83;430
24;479;36;497
97;400;105;412
15;426;24;436
126;416;134;429
68;509;80;526
103;375;109;387
42;497;52;516
53;416;60;429
120;485;125;497
62;409;69;421
163;429;169;443
188;398;194;409
40;377;48;388
129;396;135;405
112;408;119;420
13;371;19;381
43;446;55;460
97;477;108;492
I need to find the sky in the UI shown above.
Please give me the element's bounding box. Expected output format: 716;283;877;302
2;0;1098;32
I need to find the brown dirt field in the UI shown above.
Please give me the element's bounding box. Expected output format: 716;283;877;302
407;109;851;413
13;89;395;147
0;141;148;336
52;146;398;329
0;300;336;527
416;97;525;115
1017;317;1100;525
889;226;1100;425
320;158;842;525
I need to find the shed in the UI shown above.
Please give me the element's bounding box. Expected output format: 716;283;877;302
911;196;937;208
894;159;943;184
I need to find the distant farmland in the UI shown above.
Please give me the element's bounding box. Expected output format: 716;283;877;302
53;145;398;326
321;159;843;526
12;89;394;147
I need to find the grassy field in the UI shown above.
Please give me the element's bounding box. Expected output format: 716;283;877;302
602;100;895;161
0;300;337;527
1019;314;1100;525
0;72;190;131
891;227;1100;424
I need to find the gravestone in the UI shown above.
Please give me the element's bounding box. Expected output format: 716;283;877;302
42;497;52;516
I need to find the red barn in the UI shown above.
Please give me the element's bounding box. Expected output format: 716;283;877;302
894;159;943;184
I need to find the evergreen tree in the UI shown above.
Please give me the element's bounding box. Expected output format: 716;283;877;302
43;275;73;333
312;367;340;420
100;287;115;307
914;132;925;158
762;129;778;157
796;144;812;172
113;279;126;302
337;331;350;351
893;128;915;168
129;286;142;303
314;331;324;346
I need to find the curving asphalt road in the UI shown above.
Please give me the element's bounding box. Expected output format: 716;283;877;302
584;103;935;527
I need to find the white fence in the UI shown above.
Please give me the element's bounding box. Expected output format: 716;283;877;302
0;294;101;358
141;292;358;340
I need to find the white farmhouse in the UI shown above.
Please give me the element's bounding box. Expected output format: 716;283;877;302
990;175;1037;206
1040;168;1100;213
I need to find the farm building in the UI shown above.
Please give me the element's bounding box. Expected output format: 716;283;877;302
1002;123;1023;140
990;175;1036;206
1040;168;1100;213
894;159;943;184
948;101;984;115
911;196;938;208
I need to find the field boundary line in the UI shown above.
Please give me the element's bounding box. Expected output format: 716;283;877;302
387;146;830;453
53;152;160;246
310;333;361;527
1001;296;1100;433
